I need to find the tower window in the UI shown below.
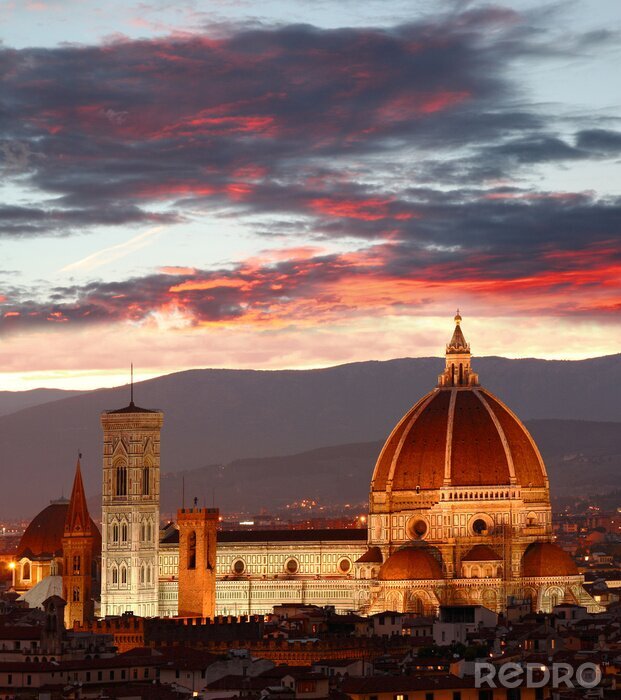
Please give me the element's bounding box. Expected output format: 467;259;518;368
73;555;81;575
115;465;127;496
72;587;80;602
142;467;149;495
121;523;128;542
112;524;119;543
188;531;197;569
121;566;127;585
112;567;118;584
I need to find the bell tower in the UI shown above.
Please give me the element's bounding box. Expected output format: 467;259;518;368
100;375;163;618
62;457;95;627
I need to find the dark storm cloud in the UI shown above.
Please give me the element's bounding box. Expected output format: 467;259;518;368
0;204;179;237
1;9;616;241
575;129;621;153
2;190;620;332
1;9;621;329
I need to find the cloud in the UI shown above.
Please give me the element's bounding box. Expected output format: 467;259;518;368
60;226;164;272
1;9;621;349
2;11;617;243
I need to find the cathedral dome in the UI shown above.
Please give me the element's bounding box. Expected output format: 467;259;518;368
378;547;443;580
522;542;578;577
371;316;547;493
18;500;101;559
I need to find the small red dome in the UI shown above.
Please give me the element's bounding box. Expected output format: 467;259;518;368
522;542;578;577
461;544;502;562
18;500;101;559
356;547;383;564
378;547;443;580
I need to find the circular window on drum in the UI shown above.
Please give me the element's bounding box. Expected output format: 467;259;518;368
470;514;493;536
406;516;428;540
232;558;246;575
285;558;299;574
338;557;352;574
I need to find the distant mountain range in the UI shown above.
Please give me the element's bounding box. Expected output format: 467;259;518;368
2;354;621;519
152;418;621;517
0;388;82;417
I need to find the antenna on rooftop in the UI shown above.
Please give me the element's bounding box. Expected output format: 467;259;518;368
130;363;134;405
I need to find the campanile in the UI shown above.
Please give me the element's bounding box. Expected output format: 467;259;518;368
100;388;163;618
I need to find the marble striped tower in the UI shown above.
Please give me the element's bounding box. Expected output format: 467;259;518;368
100;380;163;618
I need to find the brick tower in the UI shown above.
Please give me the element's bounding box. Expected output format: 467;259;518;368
177;505;219;618
62;457;95;627
100;380;163;618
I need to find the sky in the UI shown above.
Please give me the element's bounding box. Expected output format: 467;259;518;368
0;0;620;390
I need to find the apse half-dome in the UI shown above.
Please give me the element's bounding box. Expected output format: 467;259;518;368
522;542;579;577
378;547;443;581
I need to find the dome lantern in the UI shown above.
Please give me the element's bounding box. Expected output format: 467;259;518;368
438;311;479;387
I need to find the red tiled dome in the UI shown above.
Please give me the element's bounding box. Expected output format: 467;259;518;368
522;542;578;577
461;544;502;562
18;500;101;559
371;386;547;492
378;547;443;580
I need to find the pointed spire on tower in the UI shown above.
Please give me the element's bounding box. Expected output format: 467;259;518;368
438;311;479;387
64;454;93;537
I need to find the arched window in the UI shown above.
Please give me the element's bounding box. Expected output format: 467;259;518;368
112;566;118;584
22;561;31;580
142;466;150;495
112;523;119;543
115;463;127;496
73;555;81;575
73;587;80;602
188;531;197;569
140;522;145;542
121;523;128;542
147;522;152;542
140;565;145;584
120;566;127;585
147;565;152;584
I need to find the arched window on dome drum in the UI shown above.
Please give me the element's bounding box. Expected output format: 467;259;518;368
22;562;31;580
142;466;149;495
115;464;127;496
188;531;197;569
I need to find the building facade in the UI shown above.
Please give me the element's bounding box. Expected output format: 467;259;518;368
100;398;163;618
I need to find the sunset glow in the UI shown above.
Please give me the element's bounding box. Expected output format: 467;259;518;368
1;1;620;389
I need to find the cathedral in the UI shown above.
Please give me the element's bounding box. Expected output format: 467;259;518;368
15;314;600;621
